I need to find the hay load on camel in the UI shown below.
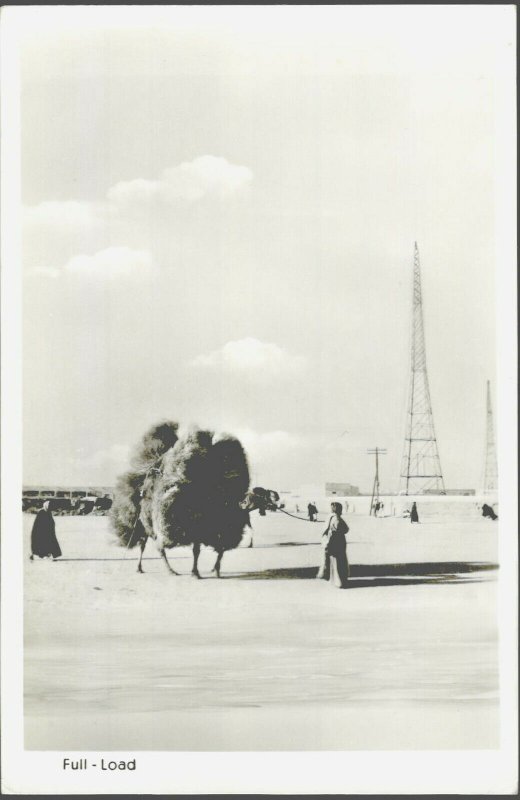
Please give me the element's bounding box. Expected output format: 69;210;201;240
110;421;180;549
110;420;252;577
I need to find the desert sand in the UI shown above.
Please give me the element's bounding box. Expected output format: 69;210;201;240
24;503;499;751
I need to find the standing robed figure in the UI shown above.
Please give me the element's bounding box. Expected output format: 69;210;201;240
317;501;349;588
30;501;62;560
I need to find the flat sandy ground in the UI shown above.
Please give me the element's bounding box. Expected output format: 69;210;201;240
24;506;499;751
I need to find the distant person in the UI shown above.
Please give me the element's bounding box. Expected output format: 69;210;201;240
482;503;498;521
410;501;419;524
374;500;381;516
30;500;62;560
295;504;300;513
317;502;349;588
307;502;317;522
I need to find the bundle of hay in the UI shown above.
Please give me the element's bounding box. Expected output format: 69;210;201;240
110;420;179;548
111;422;250;577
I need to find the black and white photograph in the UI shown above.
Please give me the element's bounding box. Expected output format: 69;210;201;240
1;5;517;795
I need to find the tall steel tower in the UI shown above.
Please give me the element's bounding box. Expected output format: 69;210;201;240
399;243;446;495
367;447;387;515
482;380;498;495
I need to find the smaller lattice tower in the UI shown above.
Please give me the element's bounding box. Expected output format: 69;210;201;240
481;380;498;495
399;243;446;495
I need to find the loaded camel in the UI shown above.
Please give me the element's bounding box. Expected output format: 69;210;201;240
111;421;263;577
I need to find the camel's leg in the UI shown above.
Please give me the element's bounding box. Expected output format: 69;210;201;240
192;542;202;579
212;549;224;577
159;546;179;575
246;514;253;547
137;537;147;573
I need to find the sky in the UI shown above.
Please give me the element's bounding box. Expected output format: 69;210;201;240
17;6;513;493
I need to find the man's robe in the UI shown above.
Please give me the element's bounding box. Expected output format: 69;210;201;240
31;509;62;558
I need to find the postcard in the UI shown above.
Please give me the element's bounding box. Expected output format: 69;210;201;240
1;5;517;795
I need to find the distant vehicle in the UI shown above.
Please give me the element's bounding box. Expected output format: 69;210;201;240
94;495;113;512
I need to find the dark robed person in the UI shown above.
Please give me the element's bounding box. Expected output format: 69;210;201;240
482;503;498;521
30;500;62;560
317;501;349;588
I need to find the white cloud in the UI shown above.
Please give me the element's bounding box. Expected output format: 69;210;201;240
107;155;253;206
192;337;307;378
23;158;252;254
64;246;154;280
230;427;309;487
24;200;97;232
26;265;61;279
235;428;302;462
161;156;253;201
106;178;159;206
75;444;131;471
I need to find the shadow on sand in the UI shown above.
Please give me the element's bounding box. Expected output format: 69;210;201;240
51;555;497;588
222;561;498;587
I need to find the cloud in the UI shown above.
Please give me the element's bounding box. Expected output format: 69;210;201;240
230;427;310;487
235;428;303;461
64;246;154;280
24;201;97;232
191;337;307;378
107;178;158;206
26;266;61;279
23;158;252;257
73;444;131;471
107;155;253;206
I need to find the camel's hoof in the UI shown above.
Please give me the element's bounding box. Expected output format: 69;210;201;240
191;571;202;579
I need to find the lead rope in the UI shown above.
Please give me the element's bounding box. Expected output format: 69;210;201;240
277;508;324;523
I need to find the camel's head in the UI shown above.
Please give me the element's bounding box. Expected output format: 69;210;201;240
240;487;282;514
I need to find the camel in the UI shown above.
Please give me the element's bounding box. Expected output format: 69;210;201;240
111;423;251;578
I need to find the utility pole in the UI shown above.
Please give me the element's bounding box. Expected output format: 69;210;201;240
399;243;446;495
367;447;387;515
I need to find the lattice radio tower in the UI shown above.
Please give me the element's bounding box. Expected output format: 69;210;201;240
481;380;498;495
367;447;387;515
399;243;446;495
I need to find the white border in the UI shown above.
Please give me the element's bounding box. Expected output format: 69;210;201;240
1;6;517;795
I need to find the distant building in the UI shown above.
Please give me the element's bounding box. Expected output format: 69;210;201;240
325;482;360;497
422;488;475;496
